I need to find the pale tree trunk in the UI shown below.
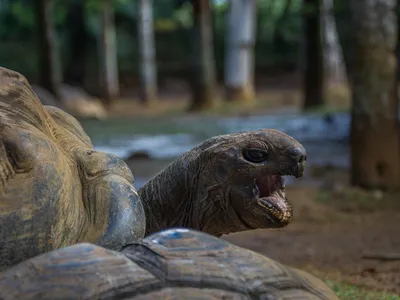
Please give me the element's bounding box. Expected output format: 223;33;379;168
35;0;62;99
138;0;157;105
334;0;400;189
224;0;256;103
98;0;119;108
302;0;324;109
189;0;217;111
321;0;346;84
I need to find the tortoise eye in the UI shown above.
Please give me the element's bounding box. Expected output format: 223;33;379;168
243;149;268;163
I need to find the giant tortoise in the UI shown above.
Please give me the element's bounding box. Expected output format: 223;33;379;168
0;228;338;299
0;66;307;270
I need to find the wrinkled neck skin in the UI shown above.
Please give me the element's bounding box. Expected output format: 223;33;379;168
138;150;243;237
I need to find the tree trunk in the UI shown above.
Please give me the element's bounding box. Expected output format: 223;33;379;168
321;0;346;84
98;0;119;108
137;0;157;105
65;0;87;87
396;0;400;83
224;0;256;103
334;0;400;189
35;0;62;99
302;0;324;109
188;0;216;111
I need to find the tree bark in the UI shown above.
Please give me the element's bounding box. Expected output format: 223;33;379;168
224;0;256;103
65;0;87;87
138;0;157;105
396;0;400;83
188;0;217;111
321;0;346;84
334;0;400;189
302;0;324;109
35;0;62;99
98;0;119;108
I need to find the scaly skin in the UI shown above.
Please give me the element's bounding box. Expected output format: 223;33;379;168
139;130;306;237
0;67;306;271
0;67;145;270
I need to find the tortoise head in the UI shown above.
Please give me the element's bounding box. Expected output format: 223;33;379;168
194;129;306;234
140;129;307;237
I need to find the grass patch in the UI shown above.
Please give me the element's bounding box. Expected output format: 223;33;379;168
326;280;400;300
303;104;348;115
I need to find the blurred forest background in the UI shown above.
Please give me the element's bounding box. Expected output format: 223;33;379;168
1;0;400;298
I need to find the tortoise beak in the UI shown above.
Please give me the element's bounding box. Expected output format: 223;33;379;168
284;146;307;178
294;160;306;178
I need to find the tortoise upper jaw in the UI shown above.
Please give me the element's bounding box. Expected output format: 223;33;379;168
292;160;306;178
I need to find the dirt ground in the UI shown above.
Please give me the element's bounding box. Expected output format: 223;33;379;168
222;168;400;295
108;77;351;118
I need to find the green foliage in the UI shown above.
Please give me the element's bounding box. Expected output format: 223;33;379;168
0;0;313;82
257;0;294;38
9;0;34;28
326;280;400;300
173;2;193;28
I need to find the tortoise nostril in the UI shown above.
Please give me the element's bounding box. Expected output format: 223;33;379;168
298;154;306;164
286;147;306;163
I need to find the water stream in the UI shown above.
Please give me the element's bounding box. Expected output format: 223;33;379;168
80;111;350;188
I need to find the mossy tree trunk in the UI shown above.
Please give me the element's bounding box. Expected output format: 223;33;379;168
224;0;257;103
98;0;119;108
188;0;217;111
65;0;87;87
35;0;62;99
138;0;158;105
334;0;400;189
302;0;324;109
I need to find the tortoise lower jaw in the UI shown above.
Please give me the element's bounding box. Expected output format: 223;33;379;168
257;191;292;225
254;175;293;225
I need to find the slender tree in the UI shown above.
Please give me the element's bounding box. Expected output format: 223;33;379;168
98;0;119;108
224;0;257;103
302;0;324;109
137;0;157;105
188;0;217;111
334;0;400;189
35;0;62;99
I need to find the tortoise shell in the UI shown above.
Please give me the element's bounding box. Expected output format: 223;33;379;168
0;67;145;270
0;228;338;299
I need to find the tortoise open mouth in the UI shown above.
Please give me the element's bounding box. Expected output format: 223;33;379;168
254;174;292;223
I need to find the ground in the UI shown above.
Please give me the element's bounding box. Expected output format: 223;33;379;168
108;76;351;118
